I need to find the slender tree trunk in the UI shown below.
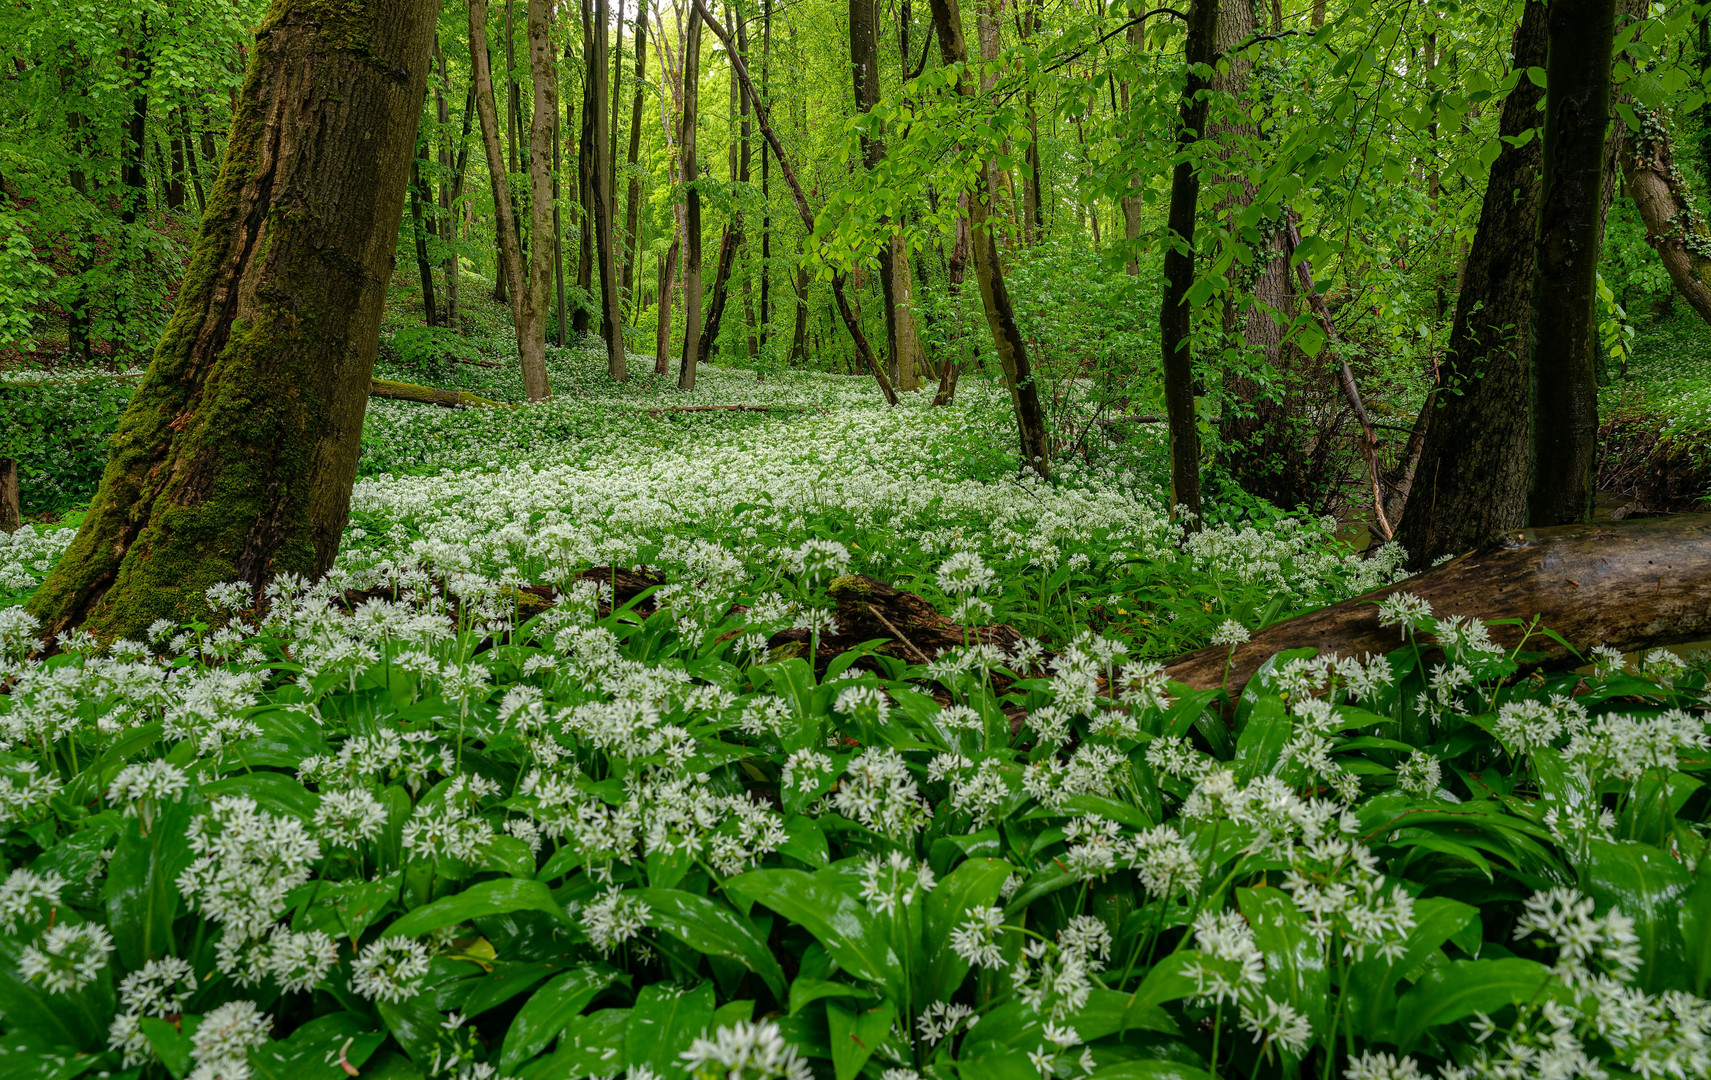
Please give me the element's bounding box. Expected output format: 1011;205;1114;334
679;8;705;388
410;147;439;326
182;111;208;213
436;45;464;328
553;71;567;347
929;0;1047;473
28;0;437;641
759;0;773;349
1158;0;1218;521
0;458;17;535
1396;3;1548;567
698;17;747;369
581;0;627;379
572;57;593;333
119;29;150;227
1120;17;1144;274
622;3;650;312
1528;0;1616;527
473;0;551;399
1620;116;1711;327
166;113;188;211
932;196;970;406
790;259;811;363
656;237;680;373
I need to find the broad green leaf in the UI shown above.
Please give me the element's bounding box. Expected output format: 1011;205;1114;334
1395;957;1554;1052
1678;863;1711;995
828;999;894;1080
378;998;444;1066
106;793;198;970
499;966;619;1071
385;878;565;940
788;978;868;1016
1234;695;1292;782
516;1009;629;1080
726;870;899;998
1091;1063;1214;1080
637;887;788;1000
461;960;566;1019
922;856;1012;1000
201;770;321;821
140;1015;194;1079
1343;896;1478;1043
1236;887;1327;1052
249;1013;385;1080
625;981;715;1079
1581;838;1692;992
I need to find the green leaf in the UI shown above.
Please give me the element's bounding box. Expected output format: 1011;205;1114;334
499;967;619;1071
105;793;198;970
1581;838;1692;992
1394;957;1554;1052
726;870;899;997
788;978;868;1016
385;878;565;940
378;998;444;1066
922;856;1012;1001
202;770;321;821
1677;862;1711;995
625;981;715;1079
461;960;566;1019
1343;896;1478;1043
1090;1063;1214;1080
515;1009;629;1080
637;887;788;1000
249;1013;385;1080
1236;887;1327;1053
1233;696;1291;782
140;1016;194;1079
828;999;894;1080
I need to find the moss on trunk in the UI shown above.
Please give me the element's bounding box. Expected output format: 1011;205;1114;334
27;0;439;641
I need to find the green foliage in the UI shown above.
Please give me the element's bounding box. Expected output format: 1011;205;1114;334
0;371;137;517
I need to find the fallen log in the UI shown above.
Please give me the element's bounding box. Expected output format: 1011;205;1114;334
370;378;512;409
1164;513;1711;698
825;575;1020;661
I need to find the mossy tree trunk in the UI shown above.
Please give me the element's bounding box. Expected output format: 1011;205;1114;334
27;0;438;642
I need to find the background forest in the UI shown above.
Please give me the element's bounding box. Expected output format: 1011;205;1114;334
1;2;1711;1080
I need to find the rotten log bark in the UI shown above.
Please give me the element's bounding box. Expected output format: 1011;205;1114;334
1164;513;1711;699
371;378;512;409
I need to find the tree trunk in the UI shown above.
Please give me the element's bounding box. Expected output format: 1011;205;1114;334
928;0;1050;475
1620;115;1711;327
655;237;680;374
932;196;971;407
622;3;650;312
679;7;705;388
1395;3;1547;569
790;259;811;364
759;0;773;349
699;20;749;370
166;115;188;211
27;0;437;641
1165;514;1711;701
1159;0;1218;522
409;148;439;326
473;0;552;400
1527;0;1616;527
436;46;465;328
0;458;18;535
689;0;896;403
580;0;627;379
371;378;510;409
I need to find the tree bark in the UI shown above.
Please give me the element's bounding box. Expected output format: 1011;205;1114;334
27;0;437;641
699;15;749;369
580;0;627;379
928;0;1050;474
1619;114;1711;327
0;458;18;534
371;378;510;409
679;7;705;388
473;0;551;400
655;237;680;374
1165;513;1711;701
1395;3;1548;569
1527;0;1616;527
409;146;439;326
1159;0;1218;521
622;3;650;313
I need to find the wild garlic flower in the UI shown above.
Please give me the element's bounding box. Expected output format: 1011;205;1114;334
950;907;1008;970
858;851;936;915
681;1019;813;1080
1125;825;1202;898
1209;620;1250;647
581;887;650;954
1376;592;1432;636
827;748;931;837
178;796;320;946
350;937;432;1002
916;1001;978;1045
401;796;495;863
1394;751;1442;796
936;551;996;596
313;787;388;847
1240;995;1313;1057
0;866;65;933
19;922;114;993
190;1000;272;1079
109;957;198;1066
1515;887;1641;986
1343;1050;1429;1080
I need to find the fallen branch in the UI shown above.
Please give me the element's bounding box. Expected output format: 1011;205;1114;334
1164;513;1711;699
370;378;513;409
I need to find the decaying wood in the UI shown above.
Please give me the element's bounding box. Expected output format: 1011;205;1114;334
0;458;18;533
370;378;512;409
1165;513;1711;698
822;574;1019;657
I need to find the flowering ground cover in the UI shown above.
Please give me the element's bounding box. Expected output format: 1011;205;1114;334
0;341;1708;1080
